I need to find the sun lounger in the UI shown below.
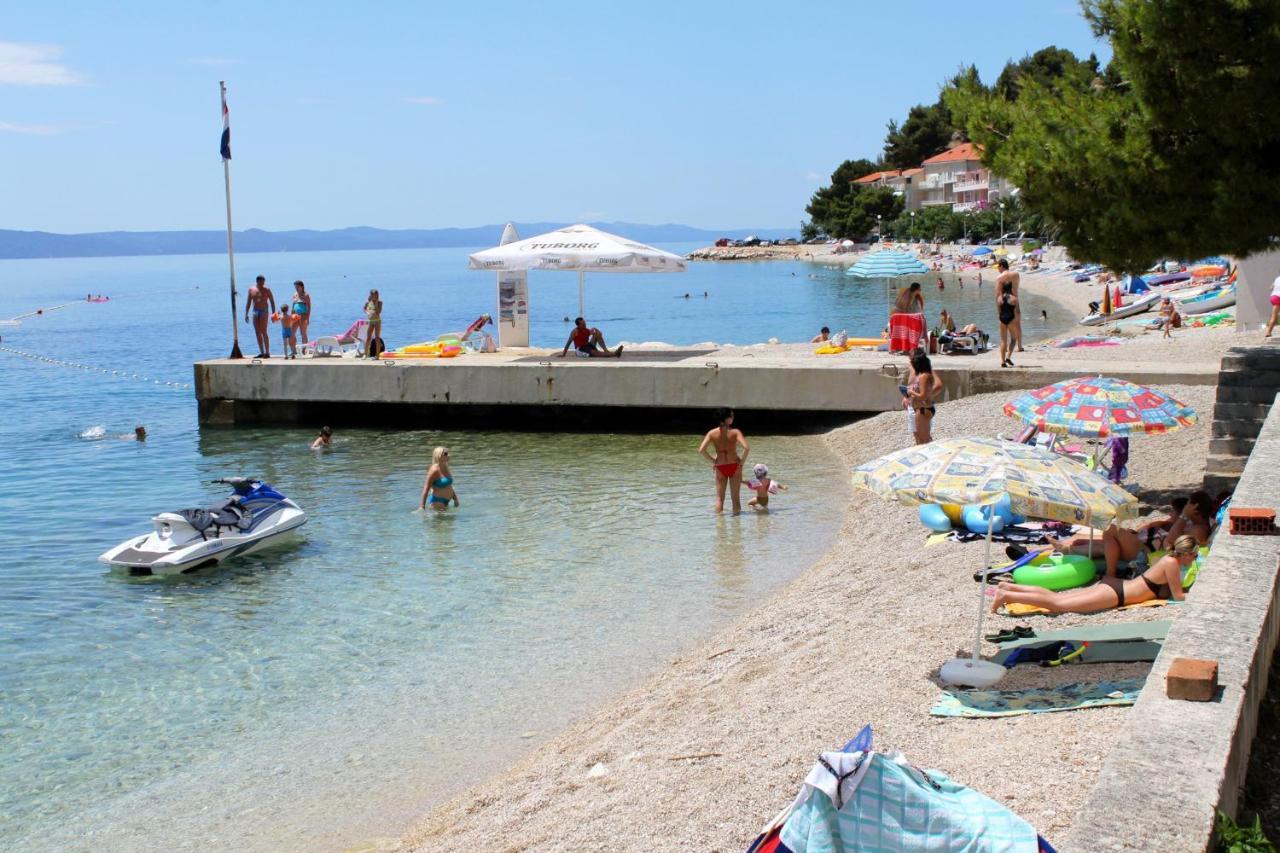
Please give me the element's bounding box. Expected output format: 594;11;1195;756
302;319;367;357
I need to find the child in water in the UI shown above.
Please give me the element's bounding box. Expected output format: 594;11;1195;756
747;463;786;510
310;425;333;450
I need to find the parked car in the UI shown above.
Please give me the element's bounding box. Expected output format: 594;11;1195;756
1000;231;1026;243
781;237;800;246
715;238;730;247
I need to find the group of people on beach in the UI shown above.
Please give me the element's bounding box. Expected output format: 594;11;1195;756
243;276;385;359
244;276;312;359
991;490;1225;615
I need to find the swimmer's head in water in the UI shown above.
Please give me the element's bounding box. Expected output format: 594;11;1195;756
753;463;768;479
716;406;733;425
134;426;146;440
432;446;449;465
320;426;332;438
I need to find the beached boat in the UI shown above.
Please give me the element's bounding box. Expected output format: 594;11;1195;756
1078;290;1161;326
1178;285;1236;315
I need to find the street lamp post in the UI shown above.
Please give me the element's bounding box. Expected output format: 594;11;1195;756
999;201;1005;247
910;210;916;242
876;214;882;243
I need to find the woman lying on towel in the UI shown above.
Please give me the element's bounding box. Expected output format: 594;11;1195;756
1047;491;1214;578
991;535;1199;615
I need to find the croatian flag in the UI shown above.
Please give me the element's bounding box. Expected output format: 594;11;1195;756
220;84;231;160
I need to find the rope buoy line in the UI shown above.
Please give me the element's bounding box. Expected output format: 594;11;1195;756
0;345;193;390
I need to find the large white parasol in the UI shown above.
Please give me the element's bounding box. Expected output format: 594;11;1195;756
468;223;687;315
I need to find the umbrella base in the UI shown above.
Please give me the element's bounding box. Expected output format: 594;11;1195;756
941;658;1005;689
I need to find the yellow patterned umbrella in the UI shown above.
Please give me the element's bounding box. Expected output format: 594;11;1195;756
851;436;1139;687
851;436;1139;526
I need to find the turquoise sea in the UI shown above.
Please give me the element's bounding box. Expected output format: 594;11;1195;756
0;245;1070;850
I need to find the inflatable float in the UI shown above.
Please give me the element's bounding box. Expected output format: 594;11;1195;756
1011;553;1096;591
814;338;887;355
918;496;1024;534
383;341;463;359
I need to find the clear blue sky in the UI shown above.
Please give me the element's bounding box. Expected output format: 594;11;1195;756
3;1;1108;233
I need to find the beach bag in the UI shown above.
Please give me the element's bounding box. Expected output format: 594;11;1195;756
832;330;849;348
779;747;1040;852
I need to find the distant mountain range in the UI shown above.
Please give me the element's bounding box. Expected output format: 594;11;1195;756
0;222;797;260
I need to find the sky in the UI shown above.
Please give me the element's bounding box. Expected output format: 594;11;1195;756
1;1;1109;233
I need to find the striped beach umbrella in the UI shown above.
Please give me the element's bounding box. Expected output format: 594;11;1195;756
1003;376;1198;437
851;436;1138;687
845;249;930;279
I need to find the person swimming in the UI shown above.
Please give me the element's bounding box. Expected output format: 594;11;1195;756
419;446;459;511
310;425;332;450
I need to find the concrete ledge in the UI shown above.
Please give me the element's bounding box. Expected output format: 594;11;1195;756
1064;390;1280;852
192;354;1219;429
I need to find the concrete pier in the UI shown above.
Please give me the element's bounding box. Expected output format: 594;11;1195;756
194;347;1219;431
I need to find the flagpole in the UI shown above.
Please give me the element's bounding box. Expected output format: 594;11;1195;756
221;81;243;359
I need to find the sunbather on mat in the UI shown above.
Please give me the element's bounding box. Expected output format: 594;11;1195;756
1047;492;1213;578
991;535;1197;614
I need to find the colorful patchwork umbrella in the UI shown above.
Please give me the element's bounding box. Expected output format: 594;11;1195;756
851;436;1139;687
1002;376;1197;438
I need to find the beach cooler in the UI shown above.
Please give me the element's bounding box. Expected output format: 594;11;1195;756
889;313;925;353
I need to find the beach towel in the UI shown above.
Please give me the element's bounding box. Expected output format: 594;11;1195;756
889;312;925;353
930;677;1145;718
1001;598;1174;617
994;639;1161;667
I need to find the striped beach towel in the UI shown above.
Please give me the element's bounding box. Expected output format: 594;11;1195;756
889;313;925;353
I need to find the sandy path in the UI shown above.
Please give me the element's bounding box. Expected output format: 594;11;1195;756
391;381;1215;852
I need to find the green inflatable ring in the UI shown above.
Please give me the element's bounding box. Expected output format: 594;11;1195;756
1012;553;1096;591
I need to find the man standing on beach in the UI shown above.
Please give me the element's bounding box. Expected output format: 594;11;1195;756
699;407;749;515
244;275;276;358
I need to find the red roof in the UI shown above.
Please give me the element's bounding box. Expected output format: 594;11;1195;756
900;167;924;177
921;142;983;165
854;169;902;184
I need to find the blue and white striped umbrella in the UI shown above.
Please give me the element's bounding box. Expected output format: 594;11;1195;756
845;249;930;278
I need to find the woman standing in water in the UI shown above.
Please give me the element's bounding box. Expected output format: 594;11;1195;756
419;446;460;511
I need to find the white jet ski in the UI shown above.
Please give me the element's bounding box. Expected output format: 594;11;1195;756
99;477;306;576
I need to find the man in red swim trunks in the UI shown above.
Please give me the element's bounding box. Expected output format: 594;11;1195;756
699;406;750;515
559;317;623;358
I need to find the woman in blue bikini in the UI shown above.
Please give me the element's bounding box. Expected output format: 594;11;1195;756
292;280;312;345
419;446;460;512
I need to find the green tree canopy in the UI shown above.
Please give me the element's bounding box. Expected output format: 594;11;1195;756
993;46;1101;102
883;103;955;170
947;0;1280;271
804;159;903;239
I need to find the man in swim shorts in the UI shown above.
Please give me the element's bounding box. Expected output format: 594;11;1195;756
559;317;623;358
244;275;276;358
698;406;750;514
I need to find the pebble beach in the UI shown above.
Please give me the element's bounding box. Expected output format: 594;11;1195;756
386;251;1239;851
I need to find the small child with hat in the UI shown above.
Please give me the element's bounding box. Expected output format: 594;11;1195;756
747;463;786;510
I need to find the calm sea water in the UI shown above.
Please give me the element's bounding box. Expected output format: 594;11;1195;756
0;246;1067;851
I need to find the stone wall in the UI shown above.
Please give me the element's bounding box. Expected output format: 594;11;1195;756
1065;389;1280;852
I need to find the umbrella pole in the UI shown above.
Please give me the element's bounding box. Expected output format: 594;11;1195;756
971;508;997;662
578;270;585;317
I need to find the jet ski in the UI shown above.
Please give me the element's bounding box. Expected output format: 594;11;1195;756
99;477;307;576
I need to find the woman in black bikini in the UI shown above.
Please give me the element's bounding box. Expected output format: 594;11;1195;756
991;535;1199;614
996;279;1018;367
906;352;942;445
1049;491;1214;578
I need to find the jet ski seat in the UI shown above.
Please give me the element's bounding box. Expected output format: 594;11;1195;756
177;498;251;537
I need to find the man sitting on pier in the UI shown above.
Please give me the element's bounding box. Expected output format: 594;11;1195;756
559;317;623;358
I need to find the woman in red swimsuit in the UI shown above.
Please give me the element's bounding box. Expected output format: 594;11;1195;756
698;407;750;515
